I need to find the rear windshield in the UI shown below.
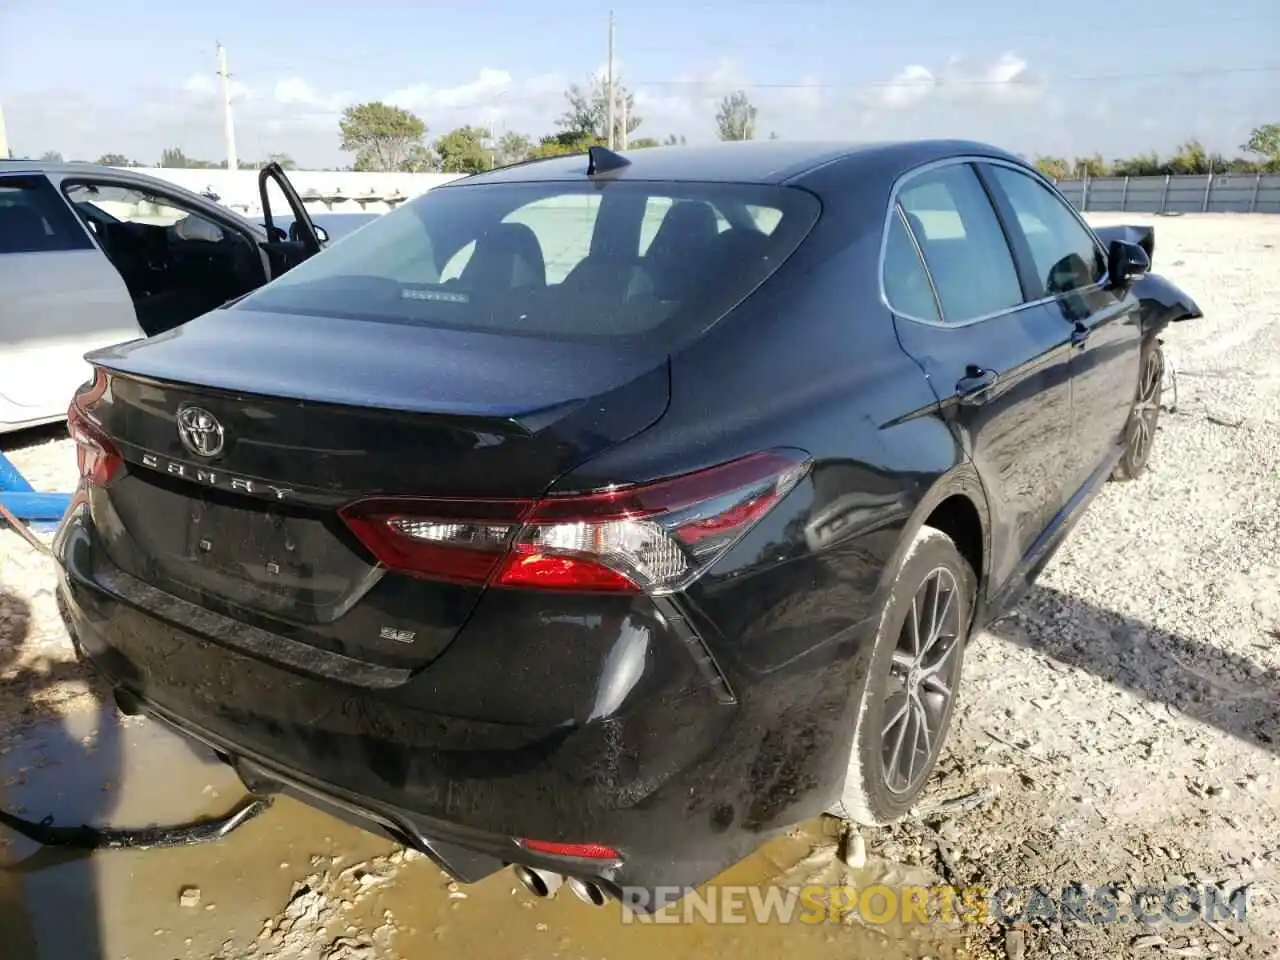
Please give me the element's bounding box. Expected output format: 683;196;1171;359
234;178;821;344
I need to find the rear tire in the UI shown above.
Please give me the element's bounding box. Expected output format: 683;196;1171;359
829;525;974;826
1111;340;1164;482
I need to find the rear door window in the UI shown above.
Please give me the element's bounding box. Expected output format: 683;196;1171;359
897;164;1024;324
0;176;95;254
235;180;821;345
883;206;941;323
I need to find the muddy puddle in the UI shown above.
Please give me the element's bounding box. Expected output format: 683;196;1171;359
1;704;978;959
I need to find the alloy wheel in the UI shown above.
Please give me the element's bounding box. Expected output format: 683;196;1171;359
1131;349;1164;467
880;566;964;795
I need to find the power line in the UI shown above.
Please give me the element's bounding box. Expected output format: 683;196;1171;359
219;64;1279;120
229;13;1278;81
361;63;1278;115
631;64;1280;91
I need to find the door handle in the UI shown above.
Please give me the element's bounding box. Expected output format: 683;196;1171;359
956;366;999;405
1070;325;1091;349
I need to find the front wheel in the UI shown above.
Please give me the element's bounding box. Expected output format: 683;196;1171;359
830;525;974;826
1111;340;1164;482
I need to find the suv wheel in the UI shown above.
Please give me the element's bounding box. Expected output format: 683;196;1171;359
830;525;974;825
1111;340;1164;482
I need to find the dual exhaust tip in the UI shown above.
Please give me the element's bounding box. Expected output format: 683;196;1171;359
513;865;609;907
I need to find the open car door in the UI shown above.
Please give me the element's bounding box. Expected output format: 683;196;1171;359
258;162;325;278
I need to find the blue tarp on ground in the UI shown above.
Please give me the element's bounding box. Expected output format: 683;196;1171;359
0;451;35;493
0;451;71;526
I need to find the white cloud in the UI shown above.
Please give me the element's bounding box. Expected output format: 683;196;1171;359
859;52;1043;110
272;77;351;117
182;72;253;102
777;74;824;116
632;58;807;136
6;52;1267;171
273;77;318;105
387;68;514;112
874;65;936;109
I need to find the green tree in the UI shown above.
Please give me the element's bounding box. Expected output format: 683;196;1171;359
436;126;492;173
158;147;218;168
531;131;604;158
264;152;297;170
1169;139;1211;175
662;134;687;146
1225;156;1262;173
339;101;430;172
557;76;642;144
40;150;64;163
494;132;535;166
1072;154;1109;178
1110;151;1163;177
95;153;136;167
1240;123;1280;171
1032;156;1071;180
629;137;661;149
715;90;757;141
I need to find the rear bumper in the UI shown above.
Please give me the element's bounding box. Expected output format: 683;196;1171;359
54;504;856;897
103;683;516;884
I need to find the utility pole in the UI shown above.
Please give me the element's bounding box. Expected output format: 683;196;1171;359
0;98;10;159
606;12;616;149
216;42;239;171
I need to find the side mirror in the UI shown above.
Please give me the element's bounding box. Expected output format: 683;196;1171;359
1107;239;1150;288
267;225;288;243
287;221;328;245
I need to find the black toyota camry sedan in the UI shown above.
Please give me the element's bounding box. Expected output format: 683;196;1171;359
54;139;1201;910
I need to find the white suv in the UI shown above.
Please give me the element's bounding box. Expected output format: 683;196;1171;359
0;161;324;433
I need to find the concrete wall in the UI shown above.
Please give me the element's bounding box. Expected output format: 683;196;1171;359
1053;173;1280;214
125;168;467;217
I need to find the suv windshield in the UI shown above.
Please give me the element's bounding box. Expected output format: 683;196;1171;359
234;178;820;344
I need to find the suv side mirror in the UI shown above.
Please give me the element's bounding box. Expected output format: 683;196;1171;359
1107;239;1150;288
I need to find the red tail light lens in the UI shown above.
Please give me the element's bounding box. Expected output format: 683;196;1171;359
339;450;811;594
67;371;123;487
518;838;621;860
339;498;530;587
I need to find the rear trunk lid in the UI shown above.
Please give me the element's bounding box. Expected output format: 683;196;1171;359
81;308;669;669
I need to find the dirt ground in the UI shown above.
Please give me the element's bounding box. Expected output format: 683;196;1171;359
1;213;1277;959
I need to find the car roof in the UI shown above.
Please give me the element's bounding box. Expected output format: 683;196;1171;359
452;139;1027;188
0;160;230;195
0;160;265;235
0;160;129;177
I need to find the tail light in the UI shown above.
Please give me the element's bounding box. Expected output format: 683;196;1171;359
67;370;123;487
339;449;811;594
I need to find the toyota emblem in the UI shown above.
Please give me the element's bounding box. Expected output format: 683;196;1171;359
176;405;225;458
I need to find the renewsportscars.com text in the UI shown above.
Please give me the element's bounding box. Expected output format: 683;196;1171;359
617;883;1251;926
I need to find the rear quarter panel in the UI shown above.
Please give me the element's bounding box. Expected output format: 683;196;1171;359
552;170;973;830
0;249;140;429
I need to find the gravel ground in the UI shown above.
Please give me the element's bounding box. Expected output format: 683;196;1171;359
1;212;1277;958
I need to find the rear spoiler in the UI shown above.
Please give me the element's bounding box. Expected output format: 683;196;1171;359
1093;224;1155;267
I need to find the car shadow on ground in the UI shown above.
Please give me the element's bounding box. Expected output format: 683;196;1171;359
987;583;1279;755
2;424;67;452
0;585;118;960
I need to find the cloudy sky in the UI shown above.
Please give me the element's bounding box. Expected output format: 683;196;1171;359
1;0;1276;168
